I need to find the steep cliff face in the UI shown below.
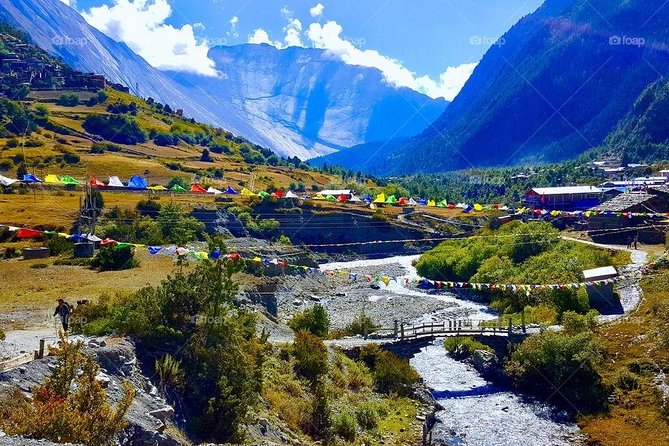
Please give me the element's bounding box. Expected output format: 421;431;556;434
168;44;447;159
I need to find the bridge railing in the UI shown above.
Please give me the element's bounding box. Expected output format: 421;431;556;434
395;319;512;340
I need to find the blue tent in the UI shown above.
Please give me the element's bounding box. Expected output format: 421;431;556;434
224;186;239;194
418;198;427;206
23;173;42;183
127;175;147;189
362;194;372;203
462;204;473;213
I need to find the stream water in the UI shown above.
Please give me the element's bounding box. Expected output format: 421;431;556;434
320;255;582;445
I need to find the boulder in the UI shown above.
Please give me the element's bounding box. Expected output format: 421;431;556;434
148;405;175;422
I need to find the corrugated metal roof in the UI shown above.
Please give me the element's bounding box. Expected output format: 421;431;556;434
592;192;654;212
530;186;602;195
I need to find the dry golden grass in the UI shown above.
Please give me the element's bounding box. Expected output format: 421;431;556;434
0;249;179;314
579;271;669;445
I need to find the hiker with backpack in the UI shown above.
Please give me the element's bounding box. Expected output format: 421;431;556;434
53;298;72;333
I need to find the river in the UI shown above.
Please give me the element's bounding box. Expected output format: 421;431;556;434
320;255;582;445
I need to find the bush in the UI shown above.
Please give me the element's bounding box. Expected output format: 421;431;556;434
332;411;357;441
615;369;640;391
561;310;599;334
62;151;80;164
90;246;138;271
354;403;379;430
288;304;330;338
44;235;73;256
505;331;608;412
0;339;134;446
443;336;492;359
344;311;379;337
293;331;328;381
90;142;122;154
56;94;79;106
358;344;419;395
83;114;147;145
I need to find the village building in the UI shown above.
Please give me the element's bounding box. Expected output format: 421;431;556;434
523;186;603;210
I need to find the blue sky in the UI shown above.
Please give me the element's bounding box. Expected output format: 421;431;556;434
66;0;544;99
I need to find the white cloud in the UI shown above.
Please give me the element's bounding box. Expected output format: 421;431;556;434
248;28;275;45
283;18;303;47
309;3;325;18
305;21;475;100
81;0;217;77
228;16;239;38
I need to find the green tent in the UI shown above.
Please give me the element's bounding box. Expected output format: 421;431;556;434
437;199;448;208
325;194;336;202
385;195;397;204
258;191;270;199
60;176;80;185
171;184;187;193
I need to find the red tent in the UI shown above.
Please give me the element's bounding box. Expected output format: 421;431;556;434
447;203;456;209
337;194;348;202
275;189;284;198
89;177;106;187
190;183;207;193
397;197;408;206
100;238;118;247
17;228;42;238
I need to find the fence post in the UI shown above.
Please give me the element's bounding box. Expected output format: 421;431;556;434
394;319;399;338
38;339;45;359
508;318;513;336
521;310;527;334
401;323;405;340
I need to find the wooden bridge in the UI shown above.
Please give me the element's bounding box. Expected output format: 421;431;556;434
367;319;526;342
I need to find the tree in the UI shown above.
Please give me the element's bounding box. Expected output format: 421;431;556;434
288;304;330;337
157;203;204;245
200;148;212;162
293;331;328;381
83;114;147;144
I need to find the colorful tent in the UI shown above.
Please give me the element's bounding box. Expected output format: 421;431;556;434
336;194;348;203
427;200;436;207
258;191;270;199
108;176;125;187
190;183;207;193
373;192;386;204
418;198;427;206
285;191;299;198
148;185;167;191
385;195;397;204
17;228;42;238
408;198;417;206
60;176;80;185
362;195;372;203
44;174;61;184
275;189;284;198
89;177;106;187
325;194;336;202
397;197;408;206
241;188;256;196
463;204;473;213
207;187;223;194
128;176;147;189
447;203;456;209
225;186;239;194
437;200;447;208
23;173;42;183
314;194;325;200
171;184;187;193
0;175;18;186
474;203;484;212
349;195;362;203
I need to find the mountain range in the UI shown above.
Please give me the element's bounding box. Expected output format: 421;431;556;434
315;0;669;175
0;0;447;160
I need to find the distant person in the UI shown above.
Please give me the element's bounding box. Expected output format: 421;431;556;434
53;299;72;332
627;236;633;250
634;235;639;250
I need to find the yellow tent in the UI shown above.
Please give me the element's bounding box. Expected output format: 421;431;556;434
241;188;256;196
474;203;484;212
148;185;167;191
427;200;437;207
314;194;325;200
44;174;61;184
373;192;386;203
550;210;561;217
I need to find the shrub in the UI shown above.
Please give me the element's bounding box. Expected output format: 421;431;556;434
615;370;640;391
344;311;379;337
293;331;328;380
201;148;212;162
56;94;79;106
23;139;44;147
83;114;147;145
561;310;599;335
90;142;122;154
288;304;330;338
354;403;379;430
62;152;80;164
30;263;48;269
505;331;608;412
90;246;138;271
358;344;419;395
332;411;357;441
156;354;185;394
444;336;492;359
0;339;134;446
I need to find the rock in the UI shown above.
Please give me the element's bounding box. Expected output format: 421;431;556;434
148;406;175;422
416;415;426;422
95;373;111;388
17;367;26;375
155;421;166;434
258;418;269;429
87;339;100;348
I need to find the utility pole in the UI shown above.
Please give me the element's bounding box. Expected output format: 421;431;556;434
78;184;100;235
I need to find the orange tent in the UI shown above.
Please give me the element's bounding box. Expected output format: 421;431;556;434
89;177;106;187
190;183;207;193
